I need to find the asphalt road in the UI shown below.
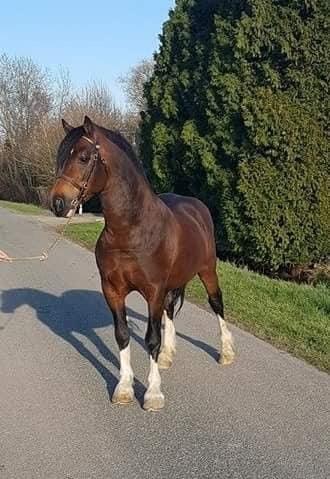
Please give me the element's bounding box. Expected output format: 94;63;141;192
0;207;329;479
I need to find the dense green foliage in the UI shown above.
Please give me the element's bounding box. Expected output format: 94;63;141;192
140;0;329;271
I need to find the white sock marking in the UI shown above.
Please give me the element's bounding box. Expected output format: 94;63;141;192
217;315;235;363
163;311;176;354
119;344;134;387
145;356;163;399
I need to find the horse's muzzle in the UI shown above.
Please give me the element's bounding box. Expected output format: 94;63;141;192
52;196;65;217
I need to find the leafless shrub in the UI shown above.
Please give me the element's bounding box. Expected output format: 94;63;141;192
0;54;138;204
119;58;154;113
0;54;53;202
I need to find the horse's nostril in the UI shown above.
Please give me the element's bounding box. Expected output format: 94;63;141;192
53;197;65;215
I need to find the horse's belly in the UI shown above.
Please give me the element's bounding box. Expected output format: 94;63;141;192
166;198;216;287
167;242;206;288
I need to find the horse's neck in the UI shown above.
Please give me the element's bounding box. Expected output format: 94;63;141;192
100;149;161;237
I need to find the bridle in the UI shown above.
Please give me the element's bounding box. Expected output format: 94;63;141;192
2;136;106;264
57;135;107;208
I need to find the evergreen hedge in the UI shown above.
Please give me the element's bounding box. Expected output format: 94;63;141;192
140;0;329;271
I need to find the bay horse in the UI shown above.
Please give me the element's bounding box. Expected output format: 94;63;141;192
49;116;235;411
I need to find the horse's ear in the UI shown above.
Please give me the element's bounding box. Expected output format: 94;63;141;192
62;119;74;134
83;115;95;137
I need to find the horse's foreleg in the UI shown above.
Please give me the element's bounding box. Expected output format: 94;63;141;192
143;292;166;411
199;268;235;365
102;280;134;405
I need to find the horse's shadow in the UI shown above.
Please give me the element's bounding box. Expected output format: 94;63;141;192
0;288;218;402
1;288;147;402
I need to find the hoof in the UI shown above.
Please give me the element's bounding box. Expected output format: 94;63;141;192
158;351;173;370
219;351;235;366
143;394;165;412
112;385;134;405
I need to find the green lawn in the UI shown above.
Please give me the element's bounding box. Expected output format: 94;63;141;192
187;262;329;372
64;221;330;372
63;222;104;250
0;200;46;215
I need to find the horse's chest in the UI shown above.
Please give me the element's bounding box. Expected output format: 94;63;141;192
97;250;162;289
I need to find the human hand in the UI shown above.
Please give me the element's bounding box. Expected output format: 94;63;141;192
0;249;12;262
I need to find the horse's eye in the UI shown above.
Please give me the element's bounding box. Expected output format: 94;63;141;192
79;154;88;163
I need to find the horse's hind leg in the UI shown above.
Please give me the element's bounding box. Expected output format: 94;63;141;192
158;288;184;370
144;290;166;411
198;267;235;365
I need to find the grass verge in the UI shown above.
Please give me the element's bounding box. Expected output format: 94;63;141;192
63;222;104;250
63;222;330;372
0;200;46;215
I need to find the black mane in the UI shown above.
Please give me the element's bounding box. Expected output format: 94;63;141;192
57;124;145;175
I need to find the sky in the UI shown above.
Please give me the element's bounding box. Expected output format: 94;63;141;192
0;1;174;107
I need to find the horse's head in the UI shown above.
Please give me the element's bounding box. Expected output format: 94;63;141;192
1;288;51;314
50;116;108;217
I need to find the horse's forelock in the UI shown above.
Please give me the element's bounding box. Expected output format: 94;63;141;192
56;126;85;170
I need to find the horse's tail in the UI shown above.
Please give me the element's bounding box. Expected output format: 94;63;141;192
175;286;186;317
165;286;186;318
165;285;186;319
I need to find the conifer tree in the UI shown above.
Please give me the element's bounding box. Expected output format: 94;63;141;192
141;0;329;270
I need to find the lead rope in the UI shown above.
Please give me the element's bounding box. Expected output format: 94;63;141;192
4;135;101;263
4;203;79;262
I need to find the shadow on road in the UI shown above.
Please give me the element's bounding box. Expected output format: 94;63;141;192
0;288;146;402
0;288;218;400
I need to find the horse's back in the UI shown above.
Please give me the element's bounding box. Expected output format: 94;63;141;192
159;193;214;233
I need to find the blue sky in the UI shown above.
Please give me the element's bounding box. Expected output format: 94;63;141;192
0;1;174;107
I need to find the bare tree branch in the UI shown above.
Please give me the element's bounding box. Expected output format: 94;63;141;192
119;58;154;113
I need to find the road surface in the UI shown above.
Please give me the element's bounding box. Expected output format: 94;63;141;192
0;207;329;479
